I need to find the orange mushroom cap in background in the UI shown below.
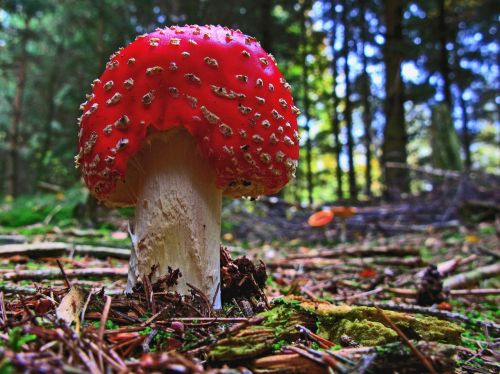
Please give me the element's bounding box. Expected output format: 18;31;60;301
330;206;357;219
307;210;334;227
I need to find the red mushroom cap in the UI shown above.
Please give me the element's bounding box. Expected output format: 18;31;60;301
76;25;300;206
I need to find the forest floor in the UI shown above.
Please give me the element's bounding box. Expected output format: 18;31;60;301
0;195;498;373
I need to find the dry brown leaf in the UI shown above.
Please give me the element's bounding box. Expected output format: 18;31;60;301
56;286;85;325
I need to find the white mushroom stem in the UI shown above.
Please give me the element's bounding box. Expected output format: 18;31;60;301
126;130;222;308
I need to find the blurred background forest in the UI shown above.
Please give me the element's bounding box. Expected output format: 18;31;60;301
0;0;498;209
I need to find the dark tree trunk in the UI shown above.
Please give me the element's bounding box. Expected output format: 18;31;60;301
260;0;273;51
438;0;452;109
341;0;358;201
329;1;343;200
40;47;62;174
300;2;313;206
451;33;472;170
459;93;472;169
8;21;29;197
382;0;408;198
96;0;105;65
360;0;373;198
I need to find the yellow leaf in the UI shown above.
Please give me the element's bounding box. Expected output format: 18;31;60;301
465;235;479;244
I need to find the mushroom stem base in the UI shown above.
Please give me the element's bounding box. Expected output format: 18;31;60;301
126;130;222;308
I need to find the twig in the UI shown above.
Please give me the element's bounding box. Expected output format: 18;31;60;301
267;256;422;269
296;344;352;373
76;348;101;374
0;292;6;325
417;254;478;277
332;287;384;302
187;282;214;317
443;263;500;289
0;242;130;259
98;296;112;371
285;345;328;367
288;245;419;259
296;324;335;348
385;162;462;179
0;234;26;244
98;296;112;343
56;260;71;288
43;204;62;225
3;267;128;281
80;289;95;326
450;288;500;296
142;275;153;312
376;307;438;374
142;328;158;352
87;341;125;372
211;282;220;309
163;317;249;323
387;287;500;297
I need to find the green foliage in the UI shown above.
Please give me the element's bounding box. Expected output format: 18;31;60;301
7;327;37;352
92;319;119;330
0;359;14;374
271;339;288;351
0;186;86;227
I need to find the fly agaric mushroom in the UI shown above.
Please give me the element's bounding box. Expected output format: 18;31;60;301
307;210;334;227
76;25;299;307
330;206;357;242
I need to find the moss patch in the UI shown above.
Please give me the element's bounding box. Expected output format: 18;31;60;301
290;297;463;345
331;319;398;346
209;296;464;362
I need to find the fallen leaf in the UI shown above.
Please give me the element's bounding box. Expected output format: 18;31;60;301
358;267;377;278
465;235;479;244
35;299;53;315
437;302;453;311
108;332;140;343
56;286;85;325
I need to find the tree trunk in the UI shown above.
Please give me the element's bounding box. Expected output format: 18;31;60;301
341;0;357;201
40;46;62;176
451;36;472;170
8;21;29;197
95;0;105;66
459;92;472;169
329;1;344;200
360;0;373;198
382;0;408;198
300;2;313;206
438;0;452;109
259;0;273;52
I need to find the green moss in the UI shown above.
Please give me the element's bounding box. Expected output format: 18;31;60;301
412;315;463;343
209;326;276;361
330;319;398;346
300;302;463;346
209;297;464;362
